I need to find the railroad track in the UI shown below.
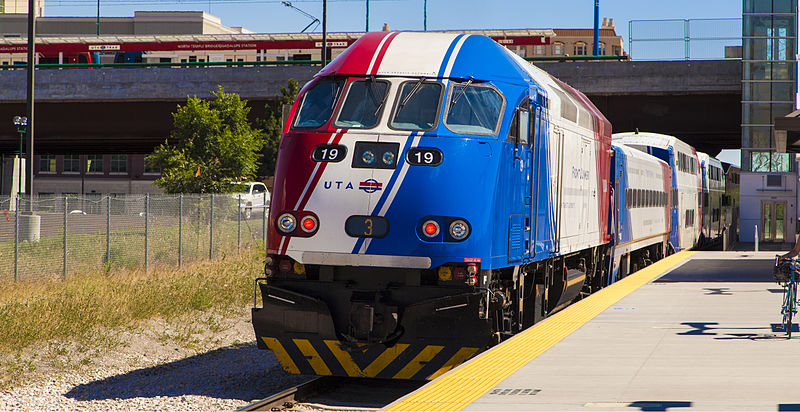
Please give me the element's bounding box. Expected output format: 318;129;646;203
237;376;425;411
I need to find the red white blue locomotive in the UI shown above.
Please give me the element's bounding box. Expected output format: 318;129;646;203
251;32;732;380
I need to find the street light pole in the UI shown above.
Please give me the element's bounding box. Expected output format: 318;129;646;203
593;0;600;56
25;0;36;208
13;116;27;204
423;0;427;31
365;0;369;32
322;0;327;66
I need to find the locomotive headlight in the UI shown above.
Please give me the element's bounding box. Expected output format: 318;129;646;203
277;213;296;234
422;220;440;237
449;220;470;240
382;151;395;166
362;150;376;165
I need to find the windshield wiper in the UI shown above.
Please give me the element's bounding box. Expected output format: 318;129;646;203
452;78;474;105
330;79;344;110
399;77;426;109
367;76;386;116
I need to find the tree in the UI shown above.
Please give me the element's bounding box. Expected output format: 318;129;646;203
147;87;265;193
258;78;299;177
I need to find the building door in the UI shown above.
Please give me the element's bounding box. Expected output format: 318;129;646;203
761;200;787;242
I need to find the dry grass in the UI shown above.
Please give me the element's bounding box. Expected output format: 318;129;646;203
0;248;262;354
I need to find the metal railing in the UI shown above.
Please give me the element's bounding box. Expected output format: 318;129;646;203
0;59;324;70
0;193;268;281
629;18;742;61
524;55;628;62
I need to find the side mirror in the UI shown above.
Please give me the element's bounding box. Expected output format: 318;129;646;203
519;111;529;146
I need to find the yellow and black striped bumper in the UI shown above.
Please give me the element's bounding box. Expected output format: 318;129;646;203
261;336;480;380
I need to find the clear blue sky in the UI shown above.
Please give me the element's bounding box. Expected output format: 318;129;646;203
43;0;743;43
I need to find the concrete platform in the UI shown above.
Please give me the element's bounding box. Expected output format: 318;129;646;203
387;251;800;411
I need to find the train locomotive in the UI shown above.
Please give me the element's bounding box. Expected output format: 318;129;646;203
251;32;734;380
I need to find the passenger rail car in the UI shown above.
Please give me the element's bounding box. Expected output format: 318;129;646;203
252;32;613;380
612;132;701;251
610;143;672;280
722;163;740;242
697;152;725;245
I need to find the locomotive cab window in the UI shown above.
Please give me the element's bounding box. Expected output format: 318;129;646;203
444;81;504;136
390;80;443;131
293;77;346;129
334;78;390;129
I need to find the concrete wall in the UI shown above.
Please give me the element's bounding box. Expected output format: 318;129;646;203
34;176;162;196
0;11;245;37
535;60;741;95
0;60;740;103
0;65;320;103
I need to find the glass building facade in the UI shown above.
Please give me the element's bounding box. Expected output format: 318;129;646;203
742;0;796;171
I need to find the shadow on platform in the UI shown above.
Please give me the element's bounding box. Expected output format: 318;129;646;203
655;259;774;283
628;401;692;411
672;322;787;340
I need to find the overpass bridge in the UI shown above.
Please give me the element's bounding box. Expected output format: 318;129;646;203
0;60;741;155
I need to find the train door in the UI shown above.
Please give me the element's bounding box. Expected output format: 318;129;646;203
531;88;552;259
761;200;787;242
508;97;532;263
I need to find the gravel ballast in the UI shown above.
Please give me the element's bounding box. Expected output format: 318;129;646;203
0;311;308;410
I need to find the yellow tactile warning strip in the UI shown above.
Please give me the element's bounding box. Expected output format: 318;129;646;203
385;250;697;412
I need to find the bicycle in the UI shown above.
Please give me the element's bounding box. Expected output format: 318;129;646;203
774;256;799;338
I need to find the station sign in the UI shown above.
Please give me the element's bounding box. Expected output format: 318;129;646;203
315;41;349;48
88;45;121;51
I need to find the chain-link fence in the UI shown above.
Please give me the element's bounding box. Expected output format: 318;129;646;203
628;18;742;61
0;194;268;281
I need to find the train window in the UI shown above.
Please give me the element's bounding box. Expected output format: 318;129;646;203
390;80;443;131
334;78;390;129
293;77;346;129
444;82;504;136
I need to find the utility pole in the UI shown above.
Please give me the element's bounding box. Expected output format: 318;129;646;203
97;0;100;36
322;0;327;66
593;0;600;56
423;0;427;31
26;0;36;205
365;0;369;32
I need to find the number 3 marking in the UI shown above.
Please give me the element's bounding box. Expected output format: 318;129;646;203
364;218;373;236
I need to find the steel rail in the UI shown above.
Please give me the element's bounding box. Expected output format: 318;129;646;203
235;377;335;411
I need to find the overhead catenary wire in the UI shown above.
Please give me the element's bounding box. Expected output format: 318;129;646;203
45;0;396;4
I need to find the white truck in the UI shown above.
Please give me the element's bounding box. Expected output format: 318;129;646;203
231;182;270;219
